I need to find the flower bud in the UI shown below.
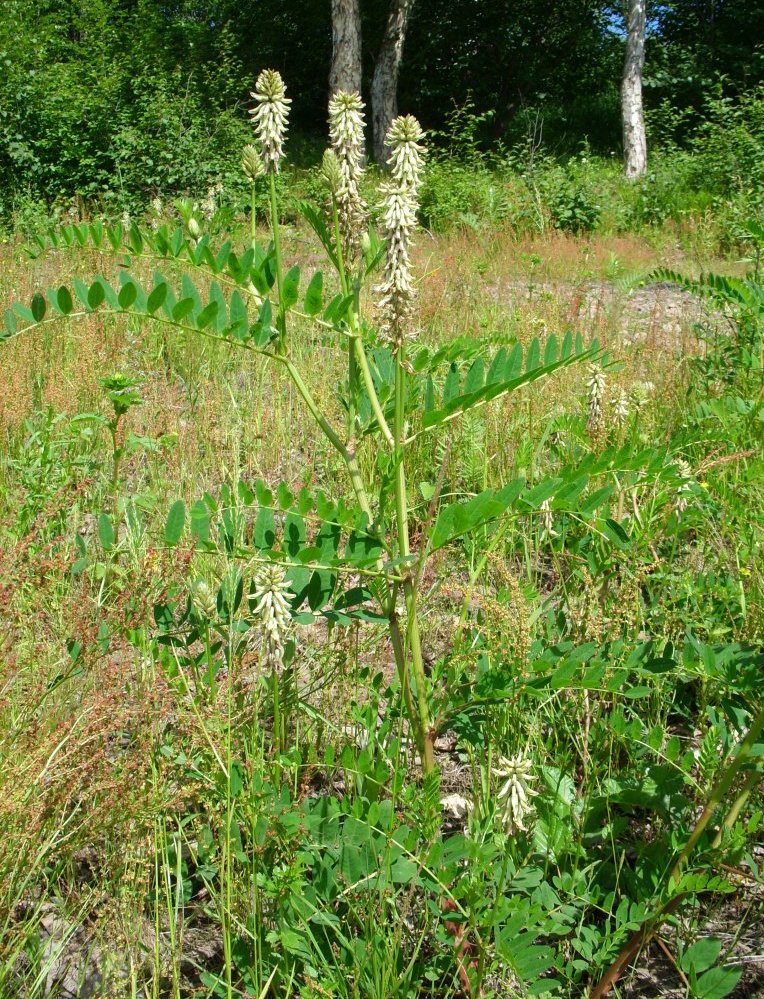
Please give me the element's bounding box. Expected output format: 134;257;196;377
321;148;343;197
192;580;217;620
242;144;264;182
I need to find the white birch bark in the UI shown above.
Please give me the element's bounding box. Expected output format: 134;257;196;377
621;0;648;179
330;0;362;97
371;0;415;164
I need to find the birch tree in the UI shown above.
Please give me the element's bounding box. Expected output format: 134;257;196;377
371;0;416;163
329;0;362;97
621;0;648;178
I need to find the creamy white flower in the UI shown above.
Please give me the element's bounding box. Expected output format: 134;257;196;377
612;388;630;427
328;91;367;259
251;564;294;670
377;183;418;344
387;115;426;191
539;498;557;539
586;364;606;430
250;69;291;173
201;182;223;221
493;754;538;834
675;459;694;515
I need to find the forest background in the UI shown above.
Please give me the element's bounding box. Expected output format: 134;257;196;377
1;0;763;228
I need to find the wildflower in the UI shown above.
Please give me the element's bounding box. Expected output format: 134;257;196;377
187;216;202;241
328;90;367;259
493;754;538;834
377;182;418;346
387;114;426;191
251;564;294;670
250;69;291;173
586;363;606;431
539;498;557;539
192;580;218;621
377;115;426;346
201;182;223;220
675;458;694;515
612;388;630;428
242;144;264;182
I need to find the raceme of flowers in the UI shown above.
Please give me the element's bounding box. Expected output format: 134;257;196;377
251;564;294;671
250;69;291;173
328;90;367;260
586;363;606;431
378;115;426;347
492;754;538;834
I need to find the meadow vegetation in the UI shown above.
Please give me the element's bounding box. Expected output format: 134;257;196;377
1;71;764;999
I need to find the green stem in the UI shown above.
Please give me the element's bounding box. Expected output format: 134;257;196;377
250;181;257;252
280;356;373;520
388;611;419;754
670;702;764;882
110;419;122;516
272;660;282;755
269;172;286;348
394;345;435;773
711;767;762;849
352;334;395;447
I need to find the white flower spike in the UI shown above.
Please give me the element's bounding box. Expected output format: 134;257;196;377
328;90;367;259
250;69;291;173
492;754;538;834
251;563;294;671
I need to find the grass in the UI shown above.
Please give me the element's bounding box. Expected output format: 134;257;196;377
1;192;763;999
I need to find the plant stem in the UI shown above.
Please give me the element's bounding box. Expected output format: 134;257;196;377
272;660;282;755
281;356;373;520
268;172;286;348
332;196;394;448
250;181;257;252
393;345;435;773
669;702;764;881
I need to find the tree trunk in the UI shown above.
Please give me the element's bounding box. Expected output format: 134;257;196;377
329;0;362;97
621;0;647;179
371;0;415;164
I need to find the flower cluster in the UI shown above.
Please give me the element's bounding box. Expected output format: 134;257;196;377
611;387;630;428
387;115;426;190
539;498;557;540
249;69;291;173
328;91;367;260
493;754;538;834
251;564;294;670
377;115;426;347
674;458;694;516
586;363;606;431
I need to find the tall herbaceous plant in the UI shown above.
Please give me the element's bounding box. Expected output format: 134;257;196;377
1;72;596;772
